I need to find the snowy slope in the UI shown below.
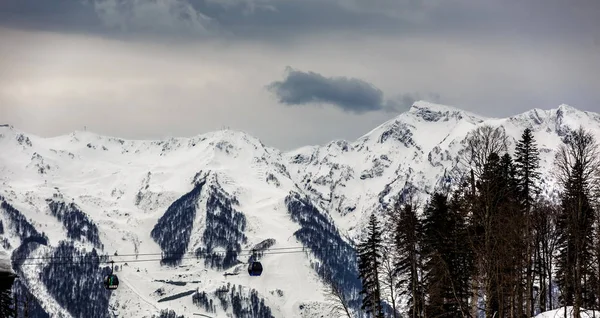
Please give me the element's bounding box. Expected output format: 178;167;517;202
534;307;600;318
1;101;600;317
286;101;600;240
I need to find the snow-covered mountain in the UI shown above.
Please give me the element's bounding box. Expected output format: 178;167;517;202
1;101;599;317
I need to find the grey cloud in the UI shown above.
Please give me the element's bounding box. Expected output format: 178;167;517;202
267;67;422;114
92;0;214;35
1;0;598;46
0;0;103;33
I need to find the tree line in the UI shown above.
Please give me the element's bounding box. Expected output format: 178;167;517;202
347;125;600;318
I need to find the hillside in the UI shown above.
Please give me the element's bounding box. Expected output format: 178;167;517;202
1;101;599;317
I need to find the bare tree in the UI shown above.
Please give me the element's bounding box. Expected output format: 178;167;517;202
380;245;399;318
532;199;561;311
554;126;600;191
459;125;510;178
323;271;354;318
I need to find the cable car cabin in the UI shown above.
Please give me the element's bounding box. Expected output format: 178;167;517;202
248;262;263;276
104;274;119;290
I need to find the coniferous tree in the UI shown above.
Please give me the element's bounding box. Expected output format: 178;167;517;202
469;152;522;318
554;127;600;317
357;213;384;318
471;152;502;317
496;153;524;317
514;128;541;316
448;186;476;318
423;192;473;318
422;193;455;317
393;203;424;318
514;128;541;220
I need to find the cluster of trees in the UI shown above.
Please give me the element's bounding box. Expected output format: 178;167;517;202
0;199;49;318
196;187;248;269
249;238;276;262
41;241;111;318
192;283;274;318
0;197;47;242
11;279;50;318
153;176;249;269
47;200;103;249
285;192;362;301
192;290;215;312
153;309;185;318
0;220;12;250
151;180;206;265
353;126;600;318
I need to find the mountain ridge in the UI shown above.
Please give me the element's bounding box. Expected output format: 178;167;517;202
1;101;600;318
2;100;594;151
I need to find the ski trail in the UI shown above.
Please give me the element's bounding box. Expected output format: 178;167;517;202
122;276;160;311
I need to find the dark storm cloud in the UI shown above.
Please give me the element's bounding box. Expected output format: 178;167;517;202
0;0;393;37
1;0;598;44
0;0;104;33
267;67;420;114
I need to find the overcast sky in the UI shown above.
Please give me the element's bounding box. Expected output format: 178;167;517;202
0;0;599;150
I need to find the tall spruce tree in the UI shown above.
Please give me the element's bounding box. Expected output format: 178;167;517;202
514;128;541;216
357;213;384;318
393;203;424;318
497;153;524;317
422;192;473;318
554;127;600;317
472;152;502;317
470;152;522;317
514;128;541;317
556;161;596;314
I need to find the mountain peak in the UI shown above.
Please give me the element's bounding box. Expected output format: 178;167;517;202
201;129;269;151
406;100;486;123
507;104;599;131
409;100;464;113
557;103;576;112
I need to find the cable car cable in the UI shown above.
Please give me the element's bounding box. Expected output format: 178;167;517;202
11;245;316;261
16;248;326;266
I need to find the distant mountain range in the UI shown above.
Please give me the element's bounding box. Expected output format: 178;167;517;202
2;101;599;317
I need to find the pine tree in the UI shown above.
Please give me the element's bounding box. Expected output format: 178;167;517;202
393;203;424;318
357;213;384;318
